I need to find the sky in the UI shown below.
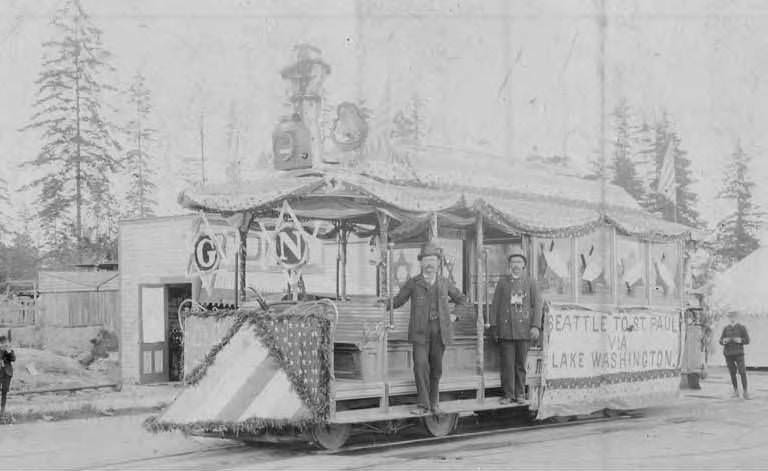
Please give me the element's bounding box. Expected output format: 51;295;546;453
2;0;768;241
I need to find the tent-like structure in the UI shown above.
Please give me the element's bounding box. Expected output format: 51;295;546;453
710;247;768;366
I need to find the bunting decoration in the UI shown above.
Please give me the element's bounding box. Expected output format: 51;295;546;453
144;301;335;436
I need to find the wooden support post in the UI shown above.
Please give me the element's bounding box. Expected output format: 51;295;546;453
376;211;391;412
238;213;252;304
475;215;485;401
429;212;438;240
234;253;239;309
339;225;349;300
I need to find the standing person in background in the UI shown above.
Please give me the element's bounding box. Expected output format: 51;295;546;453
720;311;751;399
491;246;544;404
0;334;15;416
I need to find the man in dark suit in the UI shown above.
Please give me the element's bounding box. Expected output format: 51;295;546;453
490;246;543;404
0;335;15;416
385;242;468;415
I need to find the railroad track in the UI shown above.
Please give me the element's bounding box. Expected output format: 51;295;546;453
75;412;646;470
315;412;639;454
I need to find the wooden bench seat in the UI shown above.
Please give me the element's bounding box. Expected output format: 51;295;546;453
332;299;479;347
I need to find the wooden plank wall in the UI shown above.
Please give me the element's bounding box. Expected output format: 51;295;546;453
37;290;120;332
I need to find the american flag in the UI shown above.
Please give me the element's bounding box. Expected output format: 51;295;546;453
658;139;676;205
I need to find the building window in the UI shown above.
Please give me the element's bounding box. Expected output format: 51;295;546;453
651;242;681;304
616;236;647;304
533;237;573;298
577;228;611;300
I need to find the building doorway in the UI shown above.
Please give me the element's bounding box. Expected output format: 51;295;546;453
138;283;191;384
166;284;191;382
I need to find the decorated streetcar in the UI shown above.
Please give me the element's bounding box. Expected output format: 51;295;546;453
143;46;698;450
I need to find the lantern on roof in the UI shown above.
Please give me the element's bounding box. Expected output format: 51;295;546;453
273;44;331;170
272;114;312;170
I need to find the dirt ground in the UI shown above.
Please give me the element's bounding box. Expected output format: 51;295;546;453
6;325;120;391
11;348;120;391
1;370;766;470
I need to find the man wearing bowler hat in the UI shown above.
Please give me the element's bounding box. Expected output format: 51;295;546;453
490;245;543;404
384;241;468;415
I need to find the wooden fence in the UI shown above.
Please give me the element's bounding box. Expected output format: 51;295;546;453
0;297;38;327
0;291;120;332
36;290;119;332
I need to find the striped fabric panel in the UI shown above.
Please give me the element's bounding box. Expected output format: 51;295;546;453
214;354;281;422
161;325;267;422
237;369;306;421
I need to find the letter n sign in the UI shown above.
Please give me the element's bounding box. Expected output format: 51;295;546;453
274;227;309;269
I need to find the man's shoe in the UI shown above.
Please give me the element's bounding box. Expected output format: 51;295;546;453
731;389;740;399
499;396;513;405
411;405;430;415
515;396;528;404
744;391;751;400
431;404;443;415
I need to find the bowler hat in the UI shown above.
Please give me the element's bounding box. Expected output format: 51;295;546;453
418;241;442;261
507;245;527;264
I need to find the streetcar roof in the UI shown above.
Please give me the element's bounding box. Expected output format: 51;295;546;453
177;145;698;242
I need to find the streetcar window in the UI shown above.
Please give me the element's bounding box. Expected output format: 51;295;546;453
481;241;522;296
533;237;573;299
576;228;612;300
650;242;681;305
616;235;648;305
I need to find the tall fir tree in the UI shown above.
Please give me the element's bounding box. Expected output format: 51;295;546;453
714;142;764;267
632;119;660;212
608;100;645;203
646;113;703;228
123;71;157;218
0;176;9;239
20;0;121;257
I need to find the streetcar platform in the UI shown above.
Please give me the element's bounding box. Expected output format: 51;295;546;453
330;397;530;424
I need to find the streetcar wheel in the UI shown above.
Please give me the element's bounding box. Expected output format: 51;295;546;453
311;423;351;450
422;412;459;437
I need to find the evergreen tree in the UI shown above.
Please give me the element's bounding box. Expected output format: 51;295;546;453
123;71;157;218
714;142;764;267
0;176;9;239
20;0;121;255
645;114;703;227
2;231;41;282
609;100;645;203
632;119;660;212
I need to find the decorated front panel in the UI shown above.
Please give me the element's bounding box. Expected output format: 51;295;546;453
537;306;682;419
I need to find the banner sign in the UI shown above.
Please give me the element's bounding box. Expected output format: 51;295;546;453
186;213;238;297
537;306;682;419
